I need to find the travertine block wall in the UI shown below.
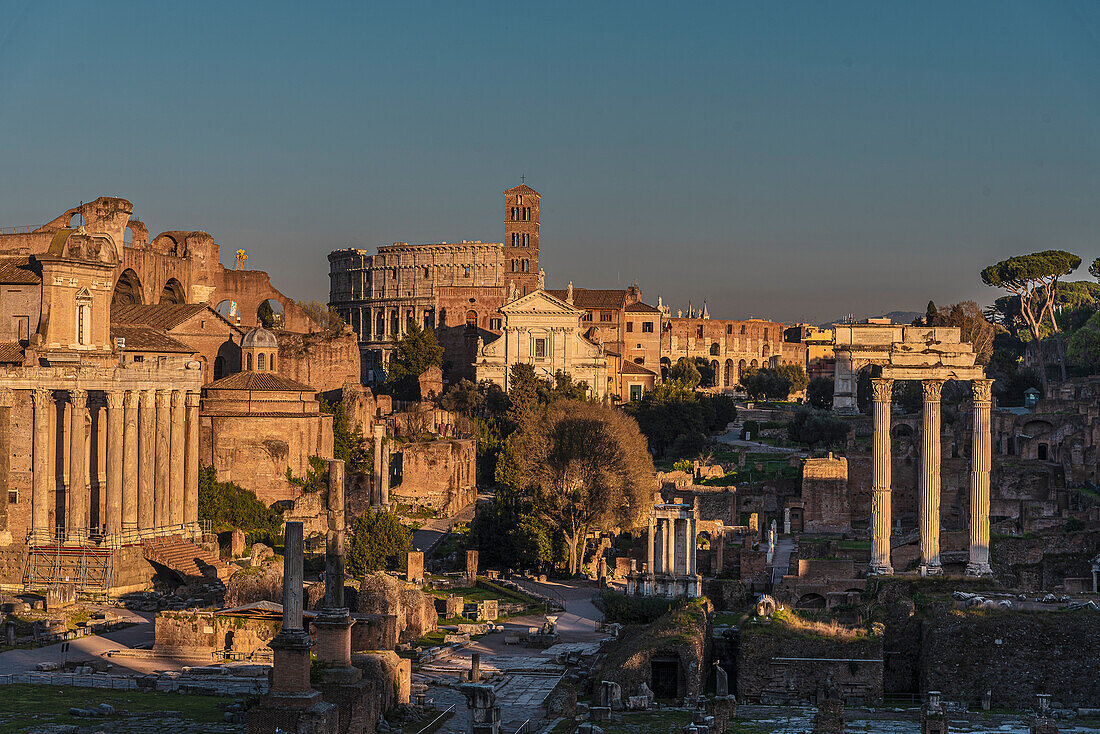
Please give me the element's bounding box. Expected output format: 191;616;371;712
803;455;851;533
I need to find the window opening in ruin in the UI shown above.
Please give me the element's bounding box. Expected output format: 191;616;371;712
489;317;502;330
423;266;430;278
522;260;529;272
523;233;529;246
696;325;703;338
583;312;592;322
534;338;547;358
740;325;746;334
630;384;643;401
634;357;645;365
7;490;16;504
523;207;531;220
764;329;769;340
464;266;471;277
269;353;275;370
600;312;612;322
517;195;523;205
465;310;477;330
247;353;253;370
214;356;225;379
258;353;266;370
626;322;633;333
133;355;144;363
643;322;654;333
710;343;720;355
727;324;733;335
1038;443;1048;460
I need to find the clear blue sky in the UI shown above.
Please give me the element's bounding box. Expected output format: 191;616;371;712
2;1;1098;323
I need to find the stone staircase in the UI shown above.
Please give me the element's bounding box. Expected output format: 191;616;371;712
142;537;235;583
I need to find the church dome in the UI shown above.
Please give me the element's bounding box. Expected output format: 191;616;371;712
241;325;278;349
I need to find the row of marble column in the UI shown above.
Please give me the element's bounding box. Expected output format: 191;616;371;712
868;378;993;577
646;515;697;577
30;387;200;544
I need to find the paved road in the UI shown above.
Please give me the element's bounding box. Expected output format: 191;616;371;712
770;537;796;587
410;497;480;554
506;578;604;641
0;607;178;675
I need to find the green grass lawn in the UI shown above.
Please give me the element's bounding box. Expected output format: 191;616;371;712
0;684;229;733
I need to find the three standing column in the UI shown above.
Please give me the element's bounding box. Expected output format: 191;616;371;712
967;379;994;576
67;389;88;544
138;390;156;530
920;379;945;574
154;390;172;529
869;378;894;575
105;391;124;539
122;391;139;532
31;388;52;542
184;391;200;535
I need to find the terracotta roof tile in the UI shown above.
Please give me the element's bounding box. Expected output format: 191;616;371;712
0;343;24;363
625;301;660;313
504;184;540;195
110;303;225;330
621;360;657;376
205;371;316;392
110;326;194;353
546;288;628;310
0;256;40;285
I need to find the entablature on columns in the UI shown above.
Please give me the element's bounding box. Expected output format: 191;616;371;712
879;365;986;382
0;364;202;392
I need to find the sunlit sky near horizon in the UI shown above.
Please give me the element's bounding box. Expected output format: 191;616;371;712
1;1;1099;323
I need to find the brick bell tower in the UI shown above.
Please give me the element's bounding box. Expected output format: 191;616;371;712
504;182;540;296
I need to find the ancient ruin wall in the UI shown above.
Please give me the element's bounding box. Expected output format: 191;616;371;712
921;609;1100;707
394;439;477;516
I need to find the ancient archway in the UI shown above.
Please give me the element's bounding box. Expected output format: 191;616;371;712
160;278;185;304
111;269;144;309
216;299;240;325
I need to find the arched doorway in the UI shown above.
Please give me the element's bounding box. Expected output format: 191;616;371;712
160;278;185;304
465;310;478;331
111;269;144;309
724;359;734;387
796;593;826;610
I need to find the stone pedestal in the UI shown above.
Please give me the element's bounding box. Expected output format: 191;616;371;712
466;549;479;586
920;691;948;734
407;551;424;583
460;683;501;734
705;696;737;733
248;521;338;734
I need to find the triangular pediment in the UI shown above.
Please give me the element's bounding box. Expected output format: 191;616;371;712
500;289;582;316
75;286;92;300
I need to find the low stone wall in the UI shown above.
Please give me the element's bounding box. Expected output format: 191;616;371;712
922;608;1100;708
153;610;280;660
736;624;883;705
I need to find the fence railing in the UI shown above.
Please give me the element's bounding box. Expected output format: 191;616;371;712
0;224;41;235
30;522;210;549
416;703;455;734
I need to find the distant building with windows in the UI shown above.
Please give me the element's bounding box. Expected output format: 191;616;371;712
328;184;541;380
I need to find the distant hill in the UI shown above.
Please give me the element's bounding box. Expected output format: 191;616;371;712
819;310;923;328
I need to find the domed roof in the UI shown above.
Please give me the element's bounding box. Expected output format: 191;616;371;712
242;325;278;349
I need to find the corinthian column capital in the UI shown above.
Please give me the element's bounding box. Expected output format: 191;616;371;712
33;388;53;409
69;388;88;405
106;390;124;410
871;377;893;403
972;378;993;405
921;379;944;402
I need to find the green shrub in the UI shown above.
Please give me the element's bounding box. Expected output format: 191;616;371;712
198;466;283;540
346;509;411;575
